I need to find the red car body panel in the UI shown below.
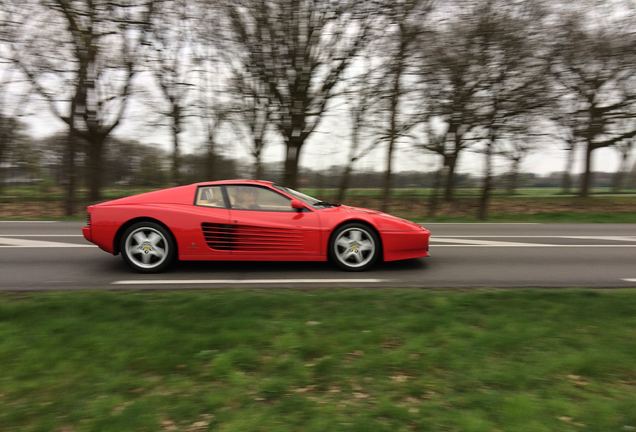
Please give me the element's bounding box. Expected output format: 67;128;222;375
82;180;430;263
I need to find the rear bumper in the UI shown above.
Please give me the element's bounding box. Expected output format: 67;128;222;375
382;229;430;262
82;226;92;243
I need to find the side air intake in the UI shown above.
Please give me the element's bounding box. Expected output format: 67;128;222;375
201;222;303;252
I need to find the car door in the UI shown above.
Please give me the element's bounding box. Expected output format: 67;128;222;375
190;185;233;257
224;184;322;258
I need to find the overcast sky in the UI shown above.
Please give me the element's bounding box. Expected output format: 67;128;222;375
20;86;629;177
5;0;633;178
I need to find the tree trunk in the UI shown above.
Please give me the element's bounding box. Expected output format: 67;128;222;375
561;139;576;194
579;141;593;198
612;167;625;193
0;126;6;195
338;115;361;203
205;146;216;180
171;113;181;185
478;141;494;220
64;128;77;216
382;29;407;213
427;163;443;217
253;159;263;180
507;158;520;195
63;58;87;214
283;137;302;188
337;162;354;203
253;144;263;180
86;135;105;202
443;153;458;202
381;138;395;212
612;140;633;193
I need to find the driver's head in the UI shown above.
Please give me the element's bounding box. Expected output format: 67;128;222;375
238;187;257;207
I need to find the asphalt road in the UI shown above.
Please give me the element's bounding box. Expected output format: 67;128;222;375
1;221;635;290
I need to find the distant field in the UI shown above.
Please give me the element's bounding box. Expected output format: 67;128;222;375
0;185;156;202
1;289;635;431
3;185;636;202
306;187;636;199
1;185;635;222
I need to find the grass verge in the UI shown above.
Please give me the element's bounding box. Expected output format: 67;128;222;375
1;289;635;431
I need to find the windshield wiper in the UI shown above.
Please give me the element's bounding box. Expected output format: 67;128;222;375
314;200;340;207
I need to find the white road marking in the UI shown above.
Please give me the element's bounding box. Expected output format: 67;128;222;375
0;237;93;248
431;236;636;247
420;222;540;225
434;244;636;248
562;236;636;242
622;279;636;283
432;238;551;247
0;220;57;223
112;279;388;285
434;235;636;240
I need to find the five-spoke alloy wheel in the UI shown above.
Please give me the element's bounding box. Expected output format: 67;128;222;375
330;223;380;271
121;222;175;273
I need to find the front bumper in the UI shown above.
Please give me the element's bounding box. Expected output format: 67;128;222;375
382;229;430;262
82;226;92;242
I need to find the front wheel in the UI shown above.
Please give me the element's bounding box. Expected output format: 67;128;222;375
330;223;381;271
120;222;176;273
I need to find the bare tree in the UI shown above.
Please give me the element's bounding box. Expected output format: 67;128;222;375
144;0;196;185
191;1;233;181
0;2;32;193
336;57;381;202
4;0;82;213
472;0;549;220
500;128;541;196
416;4;487;203
374;0;434;211
226;72;272;180
551;11;636;197
415;121;446;215
10;0;152;205
221;0;378;188
548;108;580;194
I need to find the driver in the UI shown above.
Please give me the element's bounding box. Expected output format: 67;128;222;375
236;187;260;210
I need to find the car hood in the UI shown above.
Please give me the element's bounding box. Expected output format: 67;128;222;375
326;205;426;231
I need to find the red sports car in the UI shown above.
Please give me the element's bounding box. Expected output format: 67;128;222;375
82;180;430;272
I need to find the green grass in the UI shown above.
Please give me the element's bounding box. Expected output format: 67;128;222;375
1;289;635;431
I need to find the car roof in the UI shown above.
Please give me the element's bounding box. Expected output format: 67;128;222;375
192;179;275;187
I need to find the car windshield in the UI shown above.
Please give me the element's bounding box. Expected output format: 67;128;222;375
273;185;332;208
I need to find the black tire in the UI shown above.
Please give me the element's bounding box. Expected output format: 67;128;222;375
329;222;381;271
120;221;176;273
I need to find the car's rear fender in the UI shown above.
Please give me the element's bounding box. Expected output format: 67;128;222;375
89;204;211;257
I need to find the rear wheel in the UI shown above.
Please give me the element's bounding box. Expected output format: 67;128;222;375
120;222;175;273
330;223;380;271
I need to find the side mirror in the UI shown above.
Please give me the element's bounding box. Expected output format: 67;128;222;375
291;199;305;211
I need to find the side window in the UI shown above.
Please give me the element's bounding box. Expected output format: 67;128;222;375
226;186;291;211
196;186;226;208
